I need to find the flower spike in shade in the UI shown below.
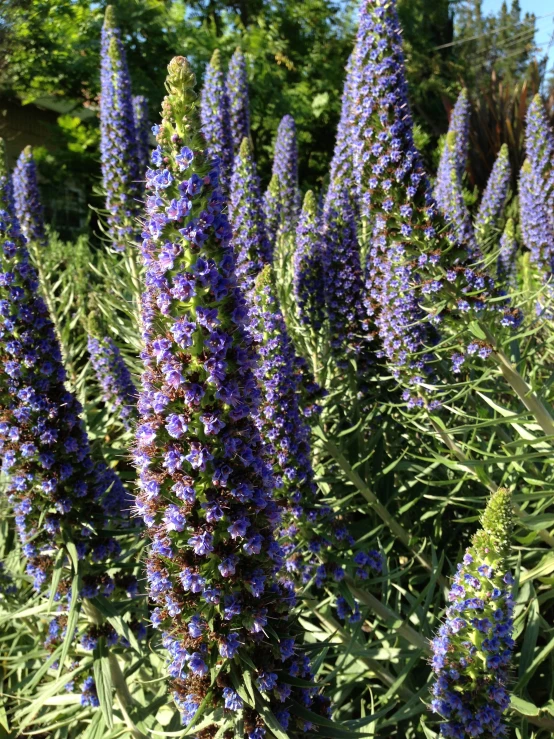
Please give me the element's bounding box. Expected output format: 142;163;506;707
497;219;518;291
0;137;138;664
100;5;140;252
135;56;329;733
133;94;151;180
430;488;514;738
12;146;47;246
227;47;250;155
271;114;301;233
475;144;511;236
294;190;326;332
229;137;271;290
434;89;471;214
87;315;137;431
200;49;233;196
263;173;281;250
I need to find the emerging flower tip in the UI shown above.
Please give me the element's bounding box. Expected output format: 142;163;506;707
0;139;6;176
167;56;196;91
303;189;316;215
254;263;273;291
479;487;512;555
210;48;222;69
239;136;252;159
104;4;116;28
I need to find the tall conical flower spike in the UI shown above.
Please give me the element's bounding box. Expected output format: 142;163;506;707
519;158;554;286
133;94;151;179
430;488;514;738
200;49;233;196
351;0;520;408
227;48;250;156
294;190;326;332
100;5;140;252
497;219;518;291
271;115;301;233
87;314;137;431
0;138;139;691
525;94;554;232
434;89;471;214
229;137;271;290
135;56;329;733
263;173;281;251
12;146;47;246
330;52;360;215
475;144;511;236
442;131;481;261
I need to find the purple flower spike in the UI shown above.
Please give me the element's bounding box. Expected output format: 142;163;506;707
475;144;511;236
88;333;137;430
229;137;271;289
271;115;301;235
12;146;47;246
133;94;151;180
430;488;514;738
520;95;554;290
293;190;325;332
0;136;141;671
435;89;471;214
100;6;141;252
200;49;233;196
351;0;521;409
134;56;329;732
227;47;250;155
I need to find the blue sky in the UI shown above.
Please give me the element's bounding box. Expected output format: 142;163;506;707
481;0;554;73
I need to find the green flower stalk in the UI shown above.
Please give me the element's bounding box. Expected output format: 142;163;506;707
430;488;514;738
294;190;326;332
263;173;281;252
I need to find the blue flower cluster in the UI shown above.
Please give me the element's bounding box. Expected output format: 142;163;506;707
497;219;518;291
293;190;326;332
200;49;233;196
434;89;471;215
0;139;139;672
227;47;250;156
351;0;521;409
134;56;329;733
12;146;47;247
100;6;140;252
229;138;272;290
87;333;137;430
475;144;511;236
133;94;151;179
271;115;301;234
520;95;554;285
430;488;514;738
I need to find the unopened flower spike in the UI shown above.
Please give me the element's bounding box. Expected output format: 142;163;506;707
200;49;233;195
135;55;330;733
0;138;141;699
229;137;271;289
430;487;514;738
87;313;137;431
12;146;47;246
133;95;151;180
294;190;326;333
497;219;518;291
475;144;511;237
227;48;250;156
100;5;141;252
